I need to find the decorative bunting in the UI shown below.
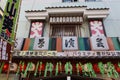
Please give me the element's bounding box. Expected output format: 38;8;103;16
62;37;78;50
51;38;56;50
29;38;35;50
0;0;21;43
33;37;49;50
107;37;115;50
112;37;120;50
30;21;43;38
90;36;109;51
56;37;62;52
78;37;85;50
83;38;90;50
23;38;31;51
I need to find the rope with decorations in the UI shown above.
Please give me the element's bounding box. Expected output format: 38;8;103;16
1;61;120;78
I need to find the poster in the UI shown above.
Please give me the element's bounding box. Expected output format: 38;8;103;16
89;20;105;36
30;21;43;38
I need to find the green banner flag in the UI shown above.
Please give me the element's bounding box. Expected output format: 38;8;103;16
0;0;21;44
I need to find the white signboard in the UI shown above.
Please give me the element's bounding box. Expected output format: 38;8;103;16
90;36;109;50
33;37;49;50
62;37;78;50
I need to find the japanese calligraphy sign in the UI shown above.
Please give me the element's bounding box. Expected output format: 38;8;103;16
0;0;20;44
89;20;105;36
0;37;11;61
90;36;109;50
14;38;24;50
33;37;49;50
62;37;78;50
30;21;43;38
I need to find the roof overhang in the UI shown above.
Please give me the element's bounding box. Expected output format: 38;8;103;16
85;9;109;19
25;6;109;20
25;10;48;20
46;7;86;14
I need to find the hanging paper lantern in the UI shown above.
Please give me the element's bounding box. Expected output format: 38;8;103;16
114;64;120;73
20;64;26;72
38;63;45;71
10;63;18;72
28;63;35;71
93;63;100;73
3;63;9;72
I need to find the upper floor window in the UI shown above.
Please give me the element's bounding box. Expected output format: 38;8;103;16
85;0;102;2
62;0;78;2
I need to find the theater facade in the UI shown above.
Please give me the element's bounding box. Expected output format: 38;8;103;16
0;0;120;80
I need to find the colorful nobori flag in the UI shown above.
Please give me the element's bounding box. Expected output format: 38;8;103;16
0;0;21;44
90;36;109;51
89;20;105;36
33;37;49;50
62;37;78;50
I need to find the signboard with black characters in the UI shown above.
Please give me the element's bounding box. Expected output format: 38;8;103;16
0;0;20;44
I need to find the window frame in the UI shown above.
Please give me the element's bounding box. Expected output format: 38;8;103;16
62;0;78;2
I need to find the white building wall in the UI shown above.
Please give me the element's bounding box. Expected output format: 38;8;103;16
16;0;120;38
0;0;7;10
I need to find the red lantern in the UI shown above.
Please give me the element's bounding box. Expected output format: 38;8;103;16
114;64;120;73
93;63;100;73
3;63;9;72
78;65;82;73
20;64;26;72
38;64;45;71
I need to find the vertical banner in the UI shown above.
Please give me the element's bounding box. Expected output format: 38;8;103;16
14;38;24;50
51;38;56;50
33;37;49;50
107;37;115;50
56;37;62;52
78;37;85;50
83;37;90;50
0;38;11;61
30;21;43;38
23;38;31;51
0;0;21;43
62;37;78;50
89;20;105;36
90;36;109;51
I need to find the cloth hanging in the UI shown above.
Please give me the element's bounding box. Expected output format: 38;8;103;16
51;38;56;50
78;37;85;50
107;37;115;51
56;37;62;52
83;38;90;50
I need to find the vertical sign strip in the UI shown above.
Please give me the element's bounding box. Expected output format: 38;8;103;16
78;37;85;50
0;0;20;43
107;37;115;50
51;38;56;50
111;37;120;50
56;37;62;52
